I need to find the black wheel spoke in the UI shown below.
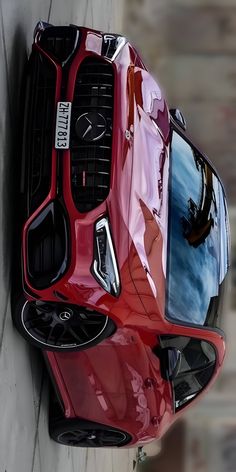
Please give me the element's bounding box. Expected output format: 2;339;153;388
46;324;56;343
99;433;113;445
63;433;78;442
54;326;65;346
69;430;87;441
22;301;109;349
77;323;90;339
82;319;103;326
68;327;83;344
35;303;54;314
27;313;46;321
60;430;88;445
25;317;51;329
87;438;97;447
76;429;89;440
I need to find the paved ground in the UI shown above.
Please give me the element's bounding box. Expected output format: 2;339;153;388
0;1;136;471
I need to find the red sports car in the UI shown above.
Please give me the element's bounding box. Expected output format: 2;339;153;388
12;22;230;448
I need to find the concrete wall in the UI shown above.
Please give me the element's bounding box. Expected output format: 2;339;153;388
0;2;136;472
124;0;236;203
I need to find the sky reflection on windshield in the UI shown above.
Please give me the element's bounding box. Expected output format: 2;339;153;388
167;132;228;326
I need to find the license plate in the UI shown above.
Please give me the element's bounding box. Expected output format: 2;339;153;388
55;101;72;149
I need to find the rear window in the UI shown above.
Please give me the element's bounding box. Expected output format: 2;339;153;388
166;131;229;327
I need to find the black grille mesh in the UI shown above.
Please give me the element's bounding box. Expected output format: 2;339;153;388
24;53;56;214
70;58;114;212
39;26;79;64
27;202;68;289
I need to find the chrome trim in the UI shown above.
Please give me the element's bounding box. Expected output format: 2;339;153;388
111;36;126;61
34;23;80;67
93;259;109;291
62;29;80;67
92;217;120;296
103;34;127;62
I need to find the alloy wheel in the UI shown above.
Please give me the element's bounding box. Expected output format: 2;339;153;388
21;300;109;349
57;427;128;447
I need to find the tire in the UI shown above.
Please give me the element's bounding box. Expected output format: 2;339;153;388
11;293;116;352
49;417;132;448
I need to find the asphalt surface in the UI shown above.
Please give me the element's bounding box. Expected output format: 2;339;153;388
0;1;136;471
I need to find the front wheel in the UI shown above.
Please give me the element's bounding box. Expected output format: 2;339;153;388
49;418;132;448
12;294;116;351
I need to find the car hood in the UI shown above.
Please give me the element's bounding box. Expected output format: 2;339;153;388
127;67;170;321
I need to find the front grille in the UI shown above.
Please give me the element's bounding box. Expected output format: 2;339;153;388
70;58;114;212
27;202;69;289
39;26;80;64
24;52;56;214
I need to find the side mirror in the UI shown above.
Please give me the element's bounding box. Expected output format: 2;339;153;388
170;108;187;131
160;347;182;381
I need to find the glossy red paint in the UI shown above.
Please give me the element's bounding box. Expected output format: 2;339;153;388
46;328;174;445
21;26;227;447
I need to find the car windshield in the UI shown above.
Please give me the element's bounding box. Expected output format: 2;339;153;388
166;131;229;327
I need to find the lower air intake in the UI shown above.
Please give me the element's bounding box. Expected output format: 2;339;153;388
27;202;69;289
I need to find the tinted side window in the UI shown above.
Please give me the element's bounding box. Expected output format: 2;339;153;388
160;336;216;410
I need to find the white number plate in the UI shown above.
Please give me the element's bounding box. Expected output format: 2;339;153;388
55;101;72;149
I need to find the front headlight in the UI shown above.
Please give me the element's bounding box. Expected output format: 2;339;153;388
102;34;126;61
91;217;120;297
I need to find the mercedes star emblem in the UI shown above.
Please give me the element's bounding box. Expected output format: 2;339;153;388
75;111;107;142
59;311;72;321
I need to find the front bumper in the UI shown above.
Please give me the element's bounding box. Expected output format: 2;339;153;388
22;25;133;314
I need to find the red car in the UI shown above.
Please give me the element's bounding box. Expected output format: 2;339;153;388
12;22;230;448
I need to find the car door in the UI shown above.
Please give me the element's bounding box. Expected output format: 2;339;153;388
159;335;217;411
